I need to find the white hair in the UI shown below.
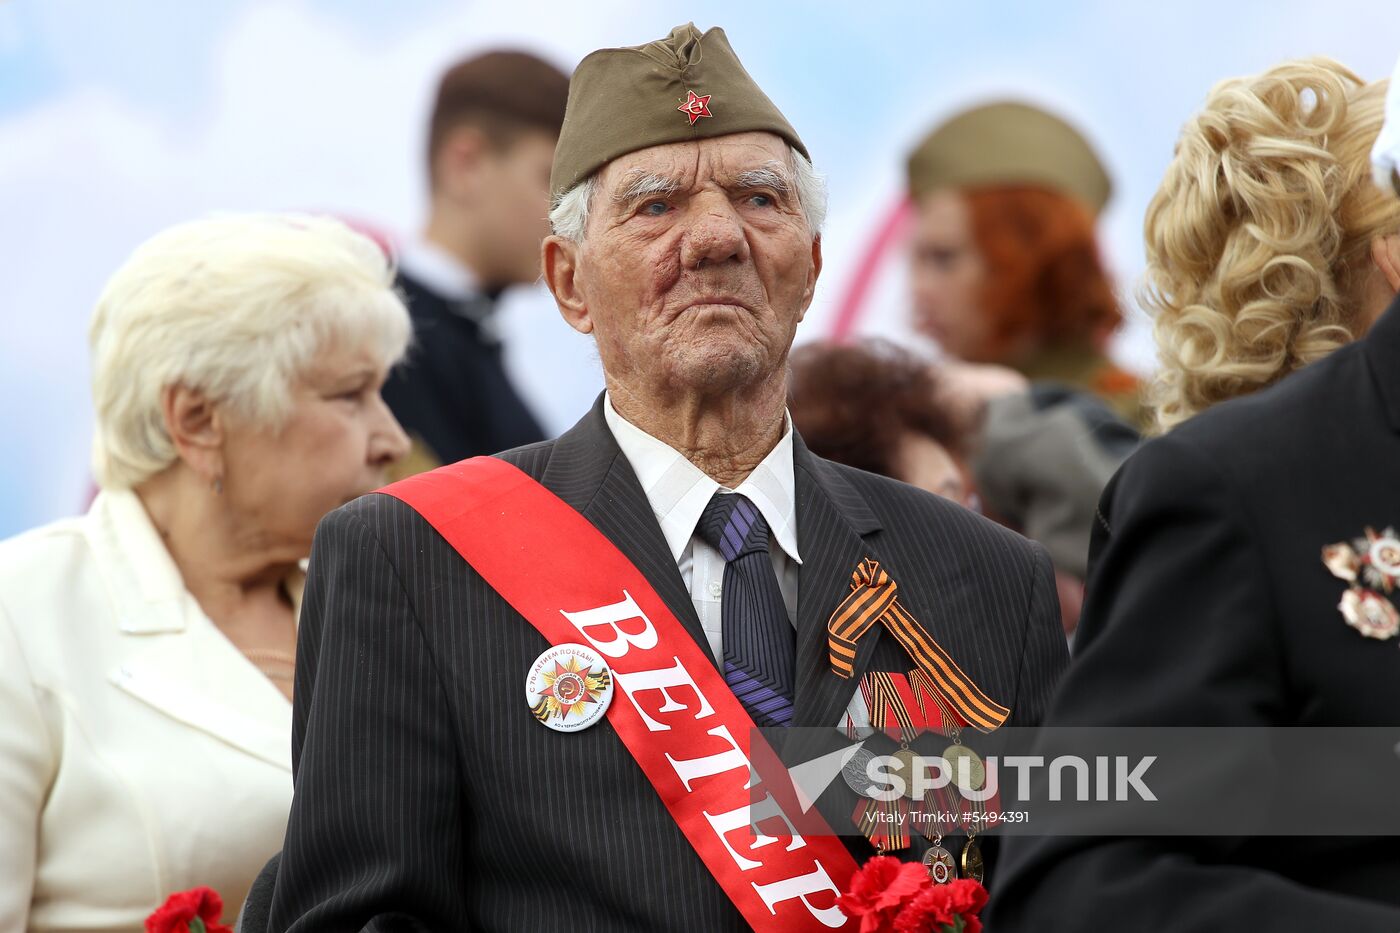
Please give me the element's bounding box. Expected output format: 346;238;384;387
89;213;412;489
548;144;827;242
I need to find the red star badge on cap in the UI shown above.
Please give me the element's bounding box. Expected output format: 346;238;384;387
678;89;712;126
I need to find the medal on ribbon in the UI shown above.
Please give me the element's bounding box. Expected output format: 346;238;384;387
847;672;926;853
912;781;961;885
825;558;1010;883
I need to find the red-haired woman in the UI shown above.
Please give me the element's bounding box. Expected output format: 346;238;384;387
906;101;1145;427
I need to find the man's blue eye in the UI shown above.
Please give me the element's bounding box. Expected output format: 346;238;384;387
749;194;774;208
642;201;669;216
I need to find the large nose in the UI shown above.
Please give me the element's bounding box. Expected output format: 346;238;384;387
680;193;750;270
369;394;411;467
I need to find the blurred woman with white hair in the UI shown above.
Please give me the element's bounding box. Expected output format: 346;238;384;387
0;213;411;931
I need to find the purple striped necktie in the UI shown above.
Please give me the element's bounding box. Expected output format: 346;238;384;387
696;492;796;727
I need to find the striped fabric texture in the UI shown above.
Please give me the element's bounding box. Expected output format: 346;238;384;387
696;492;796;727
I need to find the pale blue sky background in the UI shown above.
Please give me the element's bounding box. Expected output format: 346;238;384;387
1;0;1396;534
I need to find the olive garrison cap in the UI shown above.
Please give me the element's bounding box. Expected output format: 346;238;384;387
549;23;809;196
907;101;1112;215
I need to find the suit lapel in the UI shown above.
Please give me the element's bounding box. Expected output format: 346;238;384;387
539;397;715;669
792;436;886;728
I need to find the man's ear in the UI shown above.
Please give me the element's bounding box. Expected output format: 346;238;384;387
796;235;823;323
1371;234;1400;293
160;384;225;483
542;235;594;335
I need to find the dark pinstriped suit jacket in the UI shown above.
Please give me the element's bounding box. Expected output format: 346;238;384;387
268;396;1067;932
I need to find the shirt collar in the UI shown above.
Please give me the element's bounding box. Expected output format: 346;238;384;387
88;488;193;634
603;393;802;567
89;489;310;635
396;236;479;303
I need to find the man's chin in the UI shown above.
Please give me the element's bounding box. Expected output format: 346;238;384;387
663;348;771;395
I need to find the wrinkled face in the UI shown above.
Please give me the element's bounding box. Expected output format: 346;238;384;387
474;129;558;284
553;132;821;399
220;342;409;551
910;189;990;362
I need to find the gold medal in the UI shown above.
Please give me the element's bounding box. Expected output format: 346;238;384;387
960;836;985;883
891;746;924;800
943;742;985;792
922;844;957;885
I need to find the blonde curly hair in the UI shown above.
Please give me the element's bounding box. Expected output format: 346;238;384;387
1143;58;1400;431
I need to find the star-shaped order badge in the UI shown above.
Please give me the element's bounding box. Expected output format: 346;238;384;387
525;643;614;732
678;89;713;125
1322;526;1400;640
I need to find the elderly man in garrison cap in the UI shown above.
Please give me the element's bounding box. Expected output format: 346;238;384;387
265;24;1065;933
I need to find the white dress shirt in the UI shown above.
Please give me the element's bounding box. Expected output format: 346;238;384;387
603;395;802;663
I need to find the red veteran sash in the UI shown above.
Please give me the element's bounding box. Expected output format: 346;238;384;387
382;456;858;931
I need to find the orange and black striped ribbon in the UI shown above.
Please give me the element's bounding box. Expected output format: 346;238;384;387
853;795;909;853
828;559;1010;733
909;667;967;736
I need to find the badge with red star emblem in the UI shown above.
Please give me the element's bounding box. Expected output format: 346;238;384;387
678;89;713;126
525;643;614;732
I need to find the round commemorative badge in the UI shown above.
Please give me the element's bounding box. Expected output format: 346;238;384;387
525;643;614;732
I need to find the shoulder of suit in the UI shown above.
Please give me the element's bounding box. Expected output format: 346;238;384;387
1174;340;1363;450
0;515;96;644
0;514;91;586
1102;361;1343;533
1120;338;1368;500
813;456;1045;565
392;270;450;318
494;437;558;479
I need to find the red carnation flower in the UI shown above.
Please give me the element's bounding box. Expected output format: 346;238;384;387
893;887;954;933
893;878;988;933
838;856;931;933
145;887;232;933
944;878;987;918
